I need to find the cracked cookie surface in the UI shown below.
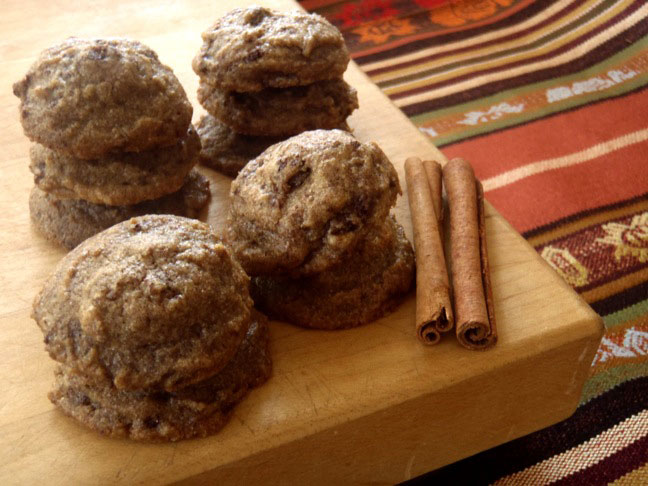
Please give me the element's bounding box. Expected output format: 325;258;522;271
227;129;400;277
31;214;250;392
192;6;349;92
14;38;193;159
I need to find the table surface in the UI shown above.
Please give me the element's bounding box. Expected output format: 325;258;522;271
0;0;603;484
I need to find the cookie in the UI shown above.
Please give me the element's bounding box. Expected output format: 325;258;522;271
13;38;193;159
252;217;414;329
227;129;401;276
198;79;358;137
29;169;211;250
33;214;250;394
30;125;201;206
196;114;283;177
192;6;349;92
49;312;271;441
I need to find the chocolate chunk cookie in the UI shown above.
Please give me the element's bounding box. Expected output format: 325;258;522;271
192;6;349;92
196;115;283;177
13;38;193;159
49;312;271;441
29;170;210;250
33;215;250;393
227;129;401;276
198;79;358;137
30;125;201;206
252;217;415;329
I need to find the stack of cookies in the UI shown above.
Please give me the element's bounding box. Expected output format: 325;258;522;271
227;129;415;329
192;6;359;177
33;215;272;441
13;38;210;250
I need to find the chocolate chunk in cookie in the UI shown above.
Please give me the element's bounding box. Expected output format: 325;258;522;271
49;313;271;441
227;129;400;277
192;6;349;92
29;169;210;250
251;217;414;329
30;125;201;206
32;215;250;393
198;79;358;137
14;38;193;159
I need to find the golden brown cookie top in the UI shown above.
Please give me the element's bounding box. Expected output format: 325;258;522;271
14;38;193;159
32;215;251;391
227;129;401;277
192;6;349;92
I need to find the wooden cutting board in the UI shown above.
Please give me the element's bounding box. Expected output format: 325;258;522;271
0;0;603;484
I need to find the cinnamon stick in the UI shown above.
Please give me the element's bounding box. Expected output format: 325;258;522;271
422;158;444;247
422;159;443;226
443;158;497;350
405;157;454;345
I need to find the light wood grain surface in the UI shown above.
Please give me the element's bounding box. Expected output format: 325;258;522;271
0;1;604;484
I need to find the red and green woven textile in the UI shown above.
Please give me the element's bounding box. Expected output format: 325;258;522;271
300;0;648;483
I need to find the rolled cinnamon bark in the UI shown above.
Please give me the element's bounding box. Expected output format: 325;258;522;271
405;157;454;345
422;159;443;226
422;158;444;246
477;180;497;346
443;158;497;350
